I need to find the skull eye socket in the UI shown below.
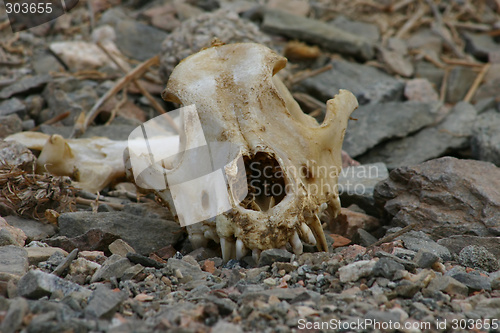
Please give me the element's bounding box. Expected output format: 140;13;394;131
240;152;286;212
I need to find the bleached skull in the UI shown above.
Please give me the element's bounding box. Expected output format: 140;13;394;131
126;43;358;261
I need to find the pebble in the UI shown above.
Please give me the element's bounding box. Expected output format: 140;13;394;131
0;74;51;99
448;272;492;292
90;254;134;283
372;257;405;280
338;260;376;283
0;246;28;277
458;245;500;272
471;109;500;166
17;270;91;299
0;115;23;139
108;239;136;257
426;275;469;296
413;249;440;269
85;285;127;319
26;247;68;266
258;249;293;267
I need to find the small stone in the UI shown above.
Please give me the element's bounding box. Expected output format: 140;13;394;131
49;41;115;71
109;239;136;256
458;245;499;272
4;216;56;241
267;0;310;16
201;260;216;274
338;260;376;283
398;231;452;261
114;20;168;61
0;115;23;139
53;248;78;276
186;247;220;262
263;277;277;286
0;246;28;277
85;285;127;319
472;110;500;166
0;98;26;117
356;229;378;247
463;32;500;61
0;218;26;247
164;258;208;284
404;78;439;103
0;74;51;99
372;258;405;280
17;270;91;299
26;247;68;266
0;297;28;333
427;275;469;296
121;264;144;280
414;249;440;269
448;272;491;292
258;249;293;267
90;254;134;282
446;66;477;104
0;140;35;170
69;257;101;276
394;280;420;298
127;252;164;268
377;46;414;77
211;321;243;333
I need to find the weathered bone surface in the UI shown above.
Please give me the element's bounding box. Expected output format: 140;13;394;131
130;42;358;261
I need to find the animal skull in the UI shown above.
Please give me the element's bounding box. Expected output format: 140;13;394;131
126;42;358;261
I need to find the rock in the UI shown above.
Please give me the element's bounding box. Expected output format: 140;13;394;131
69;257;101;276
160;9;270;81
17;269;91;299
0;74;51;99
372;258;405;280
360;102;477;168
330;15;380;44
0;98;26;117
58;211;183;255
121;264;144;280
397;231;451;261
437;235;500;258
413;249;440;269
338;260;376;283
44;229;120;254
394;280;420;298
404;78;439;103
446;66;477;104
211;321;243;333
32;49;64;75
262;9;374;61
85;285;127;319
374;157;500;238
330;208;380;239
26;247;68;266
109;239;136;257
4;216;56;241
49;41;116;71
186;247;220;262
457;245;499;272
258;249;293;267
127;252;164;268
90;254;134;282
114;20;167;61
0;115;23;139
0;246;28;277
0;297;28;333
407;29;443;55
463;32;500;61
164;258;208;283
448;272;491;292
337;162;389;215
0;140;35;170
298;59;404;105
475;298;500;319
53;248;78;276
356;229;378;247
343;101;440;157
375;251;417;272
267;0;310;16
414;60;445;90
426;276;469;296
471;109;500;166
377;46;414;77
0;217;26;246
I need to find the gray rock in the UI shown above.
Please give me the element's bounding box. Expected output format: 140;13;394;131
458;245;499;273
394;280;420;298
448;272;491;291
262;9;374;60
426;276;469;296
4;216;56;241
91;254;134;282
474;98;497;114
127;252;164;269
414;60;445;90
437;235;500;258
472;109;500;166
463;32;500;61
0;98;26;117
375;251;417;272
365;309;402;324
360;102;477;168
407;29;443;55
398;231;452;261
121;264;144;281
446;66;477;104
17;270;91;299
330;15;380;44
377;46;414;77
53;248;78;277
338;163;389;215
356;229;378;247
115;20;167;61
0;74;51;99
374;157;500;238
211;321;243;333
413;249;439;269
0;115;23;139
0;297;28;333
164;258;208;284
372;257;405;280
85;285;127;319
0;246;28;277
338;260;376;283
0;140;35;170
298;59;404;105
32;49;64;75
58;211;183;255
258;249;293;267
475;298;500;319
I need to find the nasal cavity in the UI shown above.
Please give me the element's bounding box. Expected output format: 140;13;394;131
239;152;286;212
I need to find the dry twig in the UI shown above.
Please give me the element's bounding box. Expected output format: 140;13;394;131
463;63;491;103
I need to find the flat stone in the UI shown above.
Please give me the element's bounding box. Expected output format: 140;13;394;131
115;20;167;61
404;78;439;103
374;157;500;238
0;246;28;277
127;252;164;268
17;269;91;299
375;251;417;272
337;162;389;215
426;276;469;296
448;272;491;292
394;280;420;298
446;66;477;104
372;257;405;280
85;285;127;319
398;231;451;261
343;101;440;157
90;254;134;282
0;98;26;117
0;74;51;99
0;115;23;139
472;110;500;166
4;216;56;241
407;29;443;55
338;260;376;283
44;229;120;254
463;32;500;62
258;249;293;267
377;46;414;77
267;0;310;16
26;247;68;266
458;245;499;273
414;60;445;90
121;264;144;280
0;297;28;333
211;321;243;333
0;217;26;247
163;258;208;284
356;229;378;247
413;249;439;269
109;239;136;257
262;9;374;61
58;211;183;255
52;248;78;276
69;257;101;276
298;59;404;105
49;41;113;71
360;102;477;168
0;140;35;170
437;235;500;258
330;15;380;44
